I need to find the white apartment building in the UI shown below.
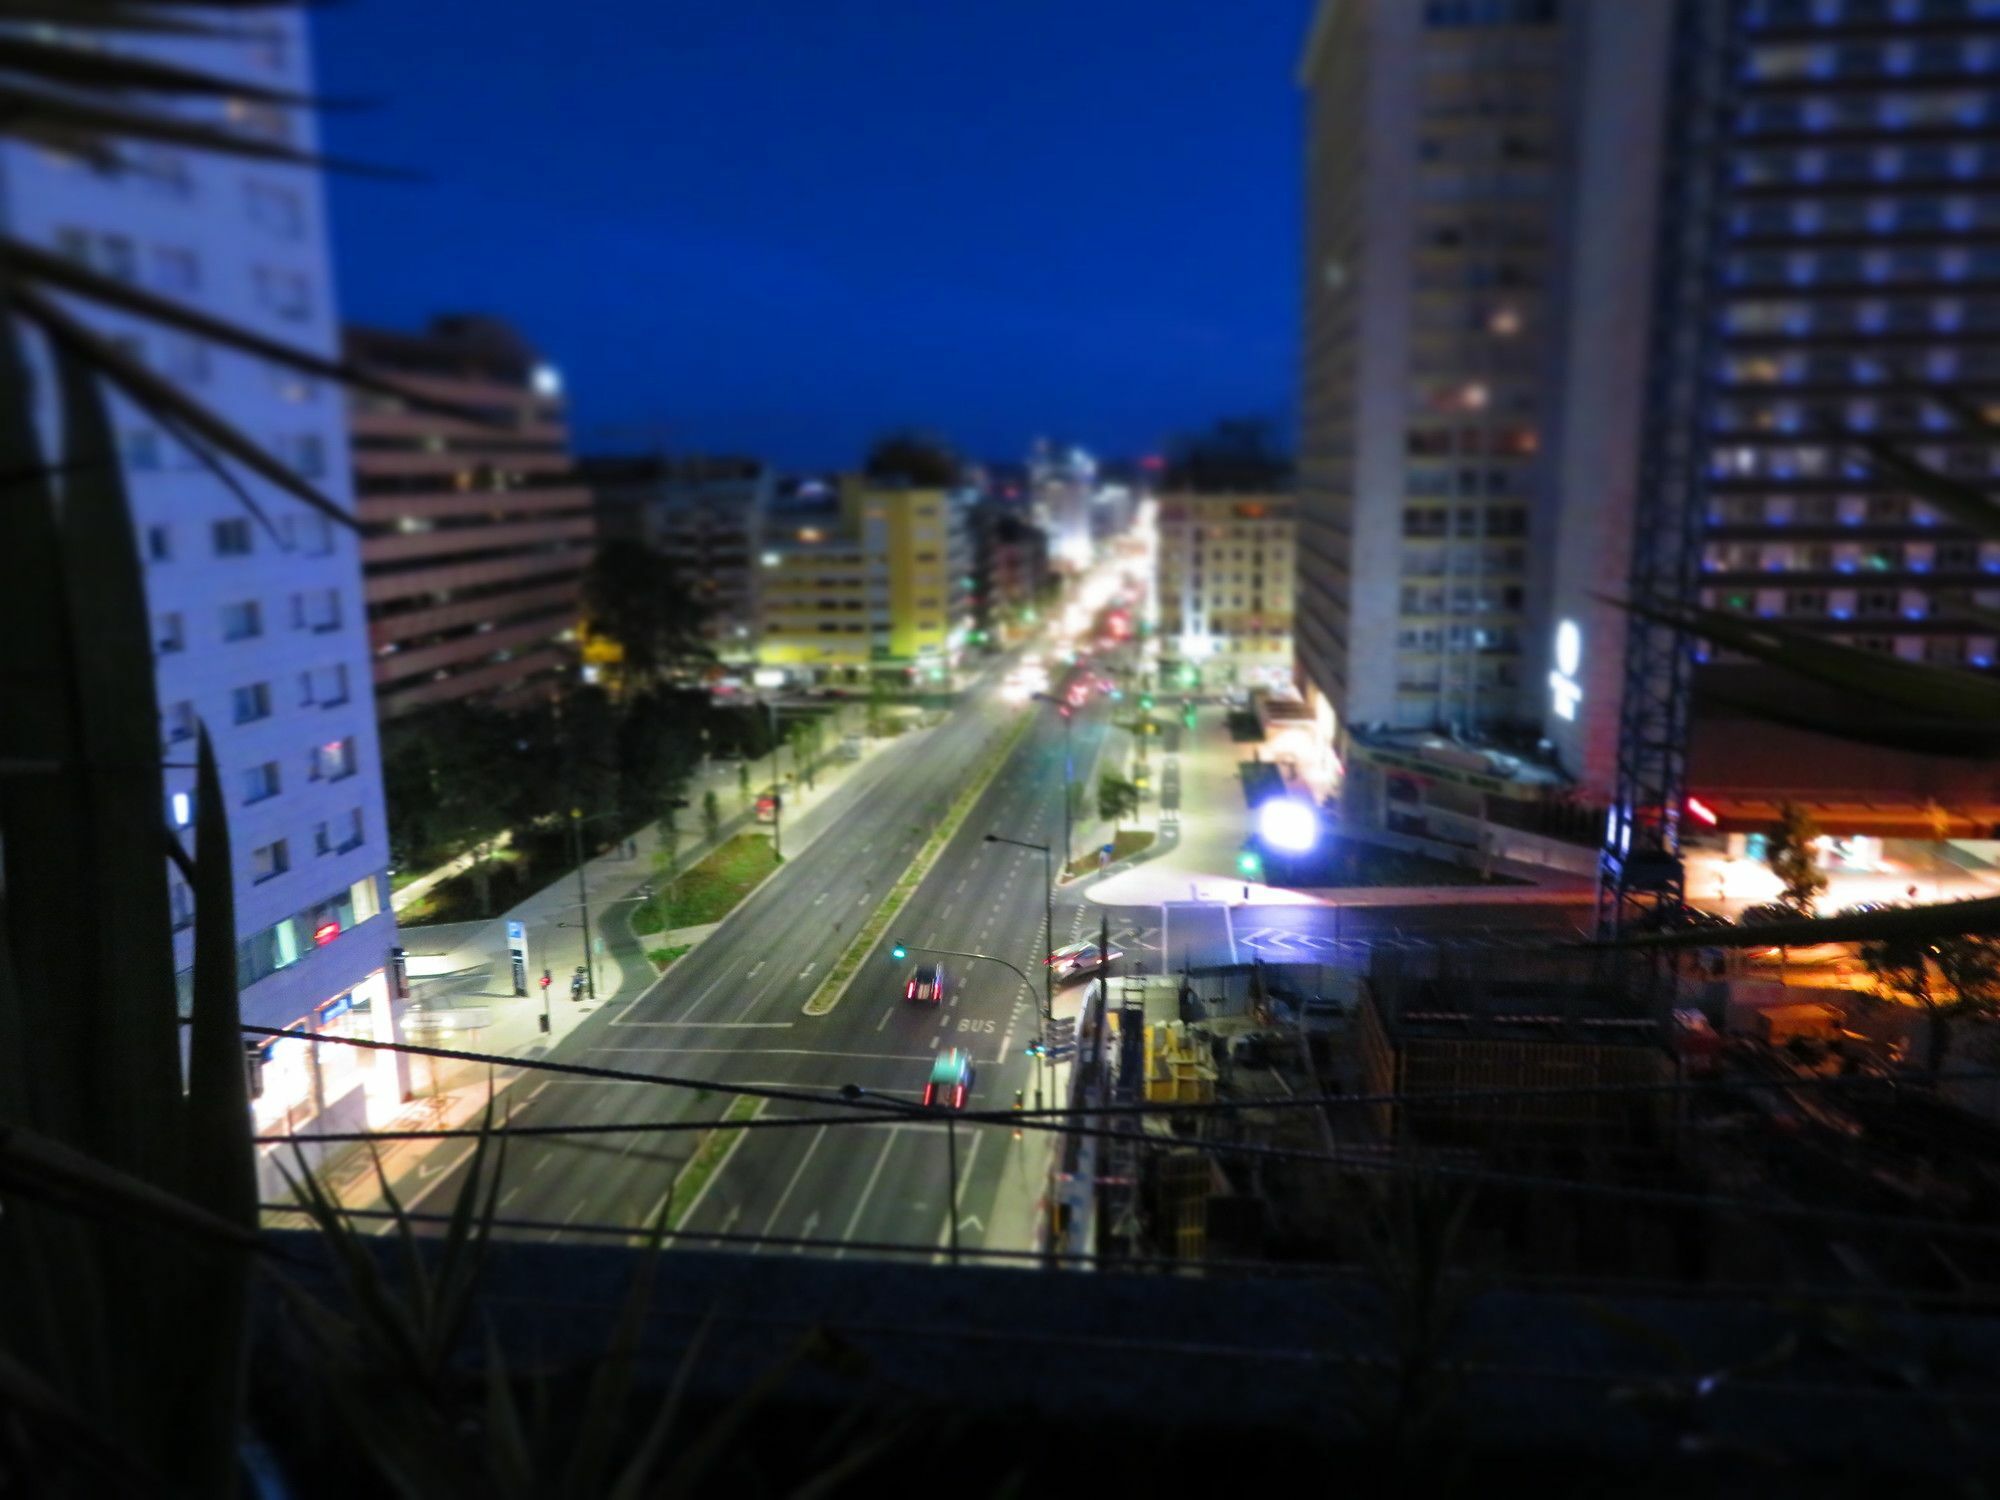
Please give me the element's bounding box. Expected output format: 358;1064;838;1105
0;12;405;1179
1155;492;1297;693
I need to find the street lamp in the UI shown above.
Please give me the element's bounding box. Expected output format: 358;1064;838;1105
1031;692;1075;868
984;832;1054;1025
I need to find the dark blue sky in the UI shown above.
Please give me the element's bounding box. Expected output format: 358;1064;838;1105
315;0;1310;469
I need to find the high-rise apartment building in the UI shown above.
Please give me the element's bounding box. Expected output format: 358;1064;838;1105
586;454;770;665
1155;492;1297;693
2;14;405;1170
756;480;974;685
348;317;594;718
1680;0;2000;844
1297;0;1570;747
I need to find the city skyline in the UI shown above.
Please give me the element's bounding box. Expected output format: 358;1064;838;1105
313;0;1312;468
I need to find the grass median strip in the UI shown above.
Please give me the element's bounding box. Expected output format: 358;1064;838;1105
803;710;1035;1017
632;833;780;935
645;943;691;971
656;1093;761;1236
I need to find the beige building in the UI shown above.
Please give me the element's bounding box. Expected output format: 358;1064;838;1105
1155;493;1295;692
348;317;595;718
756;479;974;685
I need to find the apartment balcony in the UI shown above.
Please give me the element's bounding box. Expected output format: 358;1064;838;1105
364;515;596;566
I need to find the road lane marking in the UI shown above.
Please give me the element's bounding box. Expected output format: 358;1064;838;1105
586;1046;938;1062
876;1007;892;1032
756;1125;828;1252
813;892;828;906
799;962;816;978
748;960;765;977
934;1129;986;1253
836;1130;900;1257
603;1020;793;1029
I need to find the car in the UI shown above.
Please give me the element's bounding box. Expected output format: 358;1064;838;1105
923;1048;975;1109
1738;902;1799;928
1836;900;1902;919
905;962;945;1003
1659;901;1731;932
1046;940;1124;981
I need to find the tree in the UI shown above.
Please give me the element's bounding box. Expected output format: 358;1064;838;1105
1165;417;1292;493
1862;933;2000;1078
702;788;722;847
381;702;527;913
580;540;712;688
1097;772;1141;833
867;674;891;738
864;431;958;487
1764;801;1828;916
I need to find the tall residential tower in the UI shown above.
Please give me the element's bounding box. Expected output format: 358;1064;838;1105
2;12;404;1171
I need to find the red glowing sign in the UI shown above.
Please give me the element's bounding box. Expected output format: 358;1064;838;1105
1686;796;1719;827
313;919;341;947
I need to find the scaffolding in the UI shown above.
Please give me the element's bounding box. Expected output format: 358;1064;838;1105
1600;0;1739;943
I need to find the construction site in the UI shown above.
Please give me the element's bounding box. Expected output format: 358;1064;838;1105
1053;942;2000;1301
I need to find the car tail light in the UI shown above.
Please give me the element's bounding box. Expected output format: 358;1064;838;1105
923;1084;935;1106
953;1084;965;1108
906;982;914;997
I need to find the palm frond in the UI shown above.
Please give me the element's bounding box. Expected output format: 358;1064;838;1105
1614;592;2000;722
6;236;483;422
14;280;354;527
1592;894;2000;952
1848;431;2000;541
0;83;414;177
1695;678;2000;759
0;1;250;35
0;34;314;105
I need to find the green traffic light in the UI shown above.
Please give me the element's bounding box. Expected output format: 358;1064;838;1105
891;941;908;960
1237;851;1261;876
1140;694;1154;711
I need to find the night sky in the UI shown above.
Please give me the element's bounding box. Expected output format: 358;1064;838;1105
314;0;1311;469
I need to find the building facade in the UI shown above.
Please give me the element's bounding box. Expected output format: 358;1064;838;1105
1297;0;1573;749
586;454;769;664
756;480;974;684
1680;0;2000;843
1155;492;1297;692
348;317;594;718
968;498;1052;647
1;14;406;1169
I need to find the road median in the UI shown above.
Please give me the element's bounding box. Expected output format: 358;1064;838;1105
803;710;1033;1017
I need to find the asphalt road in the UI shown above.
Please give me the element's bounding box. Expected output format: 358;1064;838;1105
397;653;1117;1265
390;656;1593;1262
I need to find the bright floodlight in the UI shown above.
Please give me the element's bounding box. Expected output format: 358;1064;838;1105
1257;798;1319;855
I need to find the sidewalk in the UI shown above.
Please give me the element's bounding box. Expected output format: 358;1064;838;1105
1084;704;1593;910
315;711;900;1210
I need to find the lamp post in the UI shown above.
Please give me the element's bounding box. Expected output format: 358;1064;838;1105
569;808;596;1000
1031;692;1075;868
984;833;1054;1024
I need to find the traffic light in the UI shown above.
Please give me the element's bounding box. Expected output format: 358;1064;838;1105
1237;850;1263;878
891;940;909;961
1140;693;1154;711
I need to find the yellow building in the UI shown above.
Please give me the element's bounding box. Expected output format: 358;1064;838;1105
756;479;972;684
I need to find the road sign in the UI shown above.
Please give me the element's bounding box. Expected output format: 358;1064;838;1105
506;920;525;944
1043;1043;1076;1059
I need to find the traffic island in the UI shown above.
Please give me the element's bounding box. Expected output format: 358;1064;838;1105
1063;828;1155;880
631;833;781;934
803;711;1034;1017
